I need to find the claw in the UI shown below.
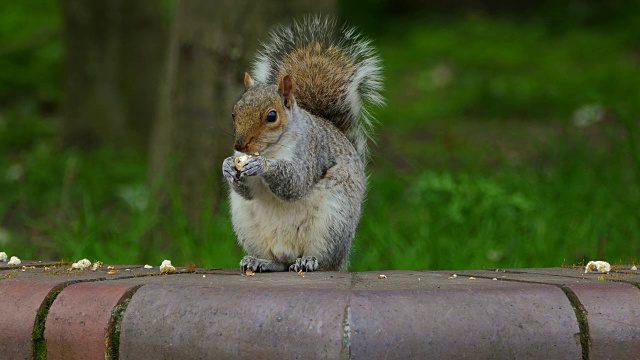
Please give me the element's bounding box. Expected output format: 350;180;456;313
290;256;318;272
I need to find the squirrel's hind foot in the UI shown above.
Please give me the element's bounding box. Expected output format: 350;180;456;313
289;256;319;272
240;256;287;272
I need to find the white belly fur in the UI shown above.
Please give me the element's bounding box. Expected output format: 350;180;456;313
230;177;336;264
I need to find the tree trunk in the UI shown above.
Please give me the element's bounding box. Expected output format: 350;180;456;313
148;0;336;228
61;0;165;149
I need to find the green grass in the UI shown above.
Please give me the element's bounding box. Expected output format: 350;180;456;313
1;15;639;270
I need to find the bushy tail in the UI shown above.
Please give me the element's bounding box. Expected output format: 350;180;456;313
252;16;384;161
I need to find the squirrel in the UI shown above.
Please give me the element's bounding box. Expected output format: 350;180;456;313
222;16;383;272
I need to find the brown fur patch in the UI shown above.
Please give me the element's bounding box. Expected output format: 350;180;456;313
278;42;355;122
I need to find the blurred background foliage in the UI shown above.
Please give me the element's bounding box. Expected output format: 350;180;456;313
0;0;638;270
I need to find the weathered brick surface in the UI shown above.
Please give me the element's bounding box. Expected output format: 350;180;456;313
45;282;141;360
1;263;639;359
0;260;61;270
0;263;180;359
568;282;640;359
348;272;581;359
459;269;640;359
119;283;350;359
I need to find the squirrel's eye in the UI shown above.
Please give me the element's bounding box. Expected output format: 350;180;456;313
231;112;235;120
266;110;278;123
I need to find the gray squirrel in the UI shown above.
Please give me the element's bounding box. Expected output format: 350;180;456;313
222;16;383;272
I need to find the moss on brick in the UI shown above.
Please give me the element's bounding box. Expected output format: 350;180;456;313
106;285;142;360
32;285;66;360
559;286;591;360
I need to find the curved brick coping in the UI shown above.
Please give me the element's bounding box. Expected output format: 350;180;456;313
0;264;638;359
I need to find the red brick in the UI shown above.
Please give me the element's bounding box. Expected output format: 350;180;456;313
0;280;63;359
45;282;140;360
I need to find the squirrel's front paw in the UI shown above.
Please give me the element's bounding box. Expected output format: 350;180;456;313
222;156;239;182
239;156;269;178
289;256;319;272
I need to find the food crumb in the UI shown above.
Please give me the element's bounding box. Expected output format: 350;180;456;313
107;270;119;275
245;269;255;276
448;274;457;279
469;277;477;280
107;265;115;270
378;274;387;279
8;256;21;266
298;269;305;277
202;275;206;278
144;264;153;269
492;278;498;281
631;265;637;271
585;261;611;274
160;260;176;274
71;258;91;270
91;261;103;271
0;252;7;262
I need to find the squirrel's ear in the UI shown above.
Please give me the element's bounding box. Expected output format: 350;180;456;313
244;72;255;90
278;74;294;109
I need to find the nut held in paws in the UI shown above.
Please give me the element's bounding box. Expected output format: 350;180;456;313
234;153;259;171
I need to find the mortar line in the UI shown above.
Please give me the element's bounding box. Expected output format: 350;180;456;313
342;272;356;360
493;267;632;281
106;284;144;360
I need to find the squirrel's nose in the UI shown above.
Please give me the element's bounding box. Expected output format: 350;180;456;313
234;136;246;152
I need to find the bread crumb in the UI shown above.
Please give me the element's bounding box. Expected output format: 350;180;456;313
631;265;637;271
107;265;115;270
378;274;387;279
0;252;7;262
107;270;119;275
91;261;103;271
71;258;91;270
492;278;498;281
8;256;21;266
447;274;457;279
585;261;611;274
245;269;255;276
160;259;176;274
202;275;206;278
469;277;477;280
144;264;153;269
